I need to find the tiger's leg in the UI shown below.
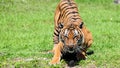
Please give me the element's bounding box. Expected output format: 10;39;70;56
76;27;93;60
84;31;93;55
76;50;87;61
83;30;93;54
49;0;61;54
77;37;93;60
78;38;93;60
50;42;63;64
82;27;93;49
50;24;62;64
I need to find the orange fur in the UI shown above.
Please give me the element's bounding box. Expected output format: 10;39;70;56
50;42;63;64
82;27;93;50
50;0;93;64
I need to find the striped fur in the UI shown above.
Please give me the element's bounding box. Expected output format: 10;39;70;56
53;0;83;45
50;0;93;65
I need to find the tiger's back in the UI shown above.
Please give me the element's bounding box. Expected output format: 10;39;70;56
54;0;82;27
54;0;84;45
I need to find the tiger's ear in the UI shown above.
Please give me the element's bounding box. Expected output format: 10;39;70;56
58;23;63;29
79;22;84;29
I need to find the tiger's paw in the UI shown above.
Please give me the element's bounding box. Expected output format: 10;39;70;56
49;57;60;65
81;52;87;60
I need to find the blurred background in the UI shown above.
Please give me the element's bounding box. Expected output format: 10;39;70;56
0;0;120;68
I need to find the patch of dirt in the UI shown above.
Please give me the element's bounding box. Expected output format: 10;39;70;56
12;57;49;63
85;64;97;68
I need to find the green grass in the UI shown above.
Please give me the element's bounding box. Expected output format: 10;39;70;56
0;0;120;68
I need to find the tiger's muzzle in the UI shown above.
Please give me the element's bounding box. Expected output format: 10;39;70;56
62;45;83;54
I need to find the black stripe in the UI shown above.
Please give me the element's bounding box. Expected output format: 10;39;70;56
60;2;75;8
61;11;77;22
61;5;69;11
62;11;78;20
60;3;68;7
72;18;81;20
61;5;77;18
55;28;59;33
63;12;79;23
69;15;80;19
54;30;59;35
65;16;81;23
67;11;78;15
61;6;77;12
54;32;59;36
61;10;69;19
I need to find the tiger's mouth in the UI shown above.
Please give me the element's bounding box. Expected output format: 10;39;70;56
63;46;76;53
62;46;83;54
68;47;75;53
68;50;74;53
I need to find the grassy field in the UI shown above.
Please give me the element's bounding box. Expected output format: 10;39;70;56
0;0;120;68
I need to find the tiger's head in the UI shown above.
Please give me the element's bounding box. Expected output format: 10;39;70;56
59;22;84;53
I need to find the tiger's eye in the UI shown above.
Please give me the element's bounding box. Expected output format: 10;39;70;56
59;23;63;28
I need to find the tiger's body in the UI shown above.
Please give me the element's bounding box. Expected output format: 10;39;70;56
54;0;81;44
50;0;93;65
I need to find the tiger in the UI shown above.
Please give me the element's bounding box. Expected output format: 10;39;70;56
50;0;93;65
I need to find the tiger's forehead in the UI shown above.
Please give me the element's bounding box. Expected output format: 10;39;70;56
62;26;79;35
64;23;77;29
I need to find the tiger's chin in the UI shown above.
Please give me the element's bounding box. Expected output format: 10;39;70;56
68;50;74;53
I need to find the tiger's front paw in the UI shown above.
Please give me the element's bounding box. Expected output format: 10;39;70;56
50;57;60;64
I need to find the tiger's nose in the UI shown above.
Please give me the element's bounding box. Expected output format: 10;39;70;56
69;45;74;50
70;44;74;47
69;47;73;51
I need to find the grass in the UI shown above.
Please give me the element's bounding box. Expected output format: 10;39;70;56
0;0;120;68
